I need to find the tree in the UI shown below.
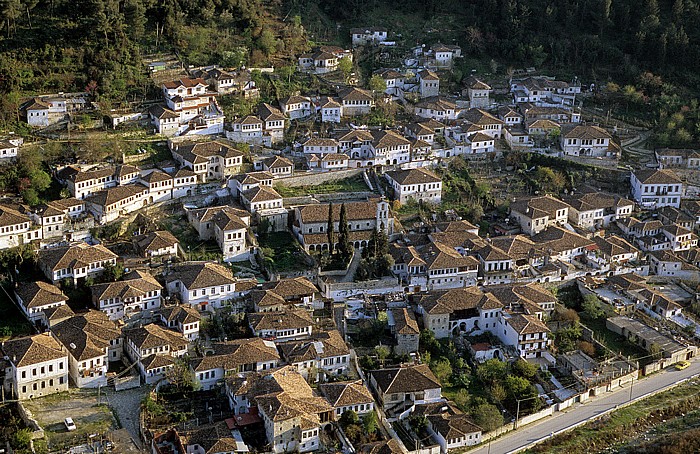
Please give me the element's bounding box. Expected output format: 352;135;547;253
582;294;605;320
476;359;508;384
368;75;387;93
363;410;379;434
327;202;335;255
12;428;32;449
337;203;352;262
471;403;503;432
102;262;125;282
166;358;201;392
490;382;507;403
511;360;539;380
577;340;596;357
338;57;353;80
374;345;390;366
344;424;363;443
453;388;470;410
339;410;359;428
431;358;453;385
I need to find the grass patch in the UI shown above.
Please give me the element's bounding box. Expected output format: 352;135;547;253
158;210;222;261
274;175;369;197
582;316;649;362
259;232;313;273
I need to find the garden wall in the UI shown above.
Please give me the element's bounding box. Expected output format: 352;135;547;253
275;168;364;187
322;276;402;300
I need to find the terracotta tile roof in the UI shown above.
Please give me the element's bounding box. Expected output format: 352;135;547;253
263;277;318;300
232;171;274;184
159;304;201;325
91;270;162;303
510;195;569;220
124;323;188;350
141;353;175;371
418;286;502;315
51;310;121;361
187;205;250;225
391;307;419;335
385;167;440;186
298;199;384;224
15;281;67;309
463;108;504;126
338;87;373;102
2;333;66;367
167;262;236;289
428;413;482;439
134;230;179;253
259;103;286;122
564;191;633;213
506;313;550;335
249;309;314;332
38;243;118;272
242;185;282;203
319;380;374;407
415;97;456;111
262;155;293;169
633;169;682;185
191;338;279;372
417;69;440;81
0;205;30;227
304;137;339;147
370;364;441;394
85;184;149;208
561;124;611;140
149;104;179;119
162;78;208;89
531;225;596;254
464;76;490;90
183;421;241;454
593;235;638;258
361;440;403;454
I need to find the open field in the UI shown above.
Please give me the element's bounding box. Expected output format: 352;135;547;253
23;389;117;452
274;175;369;197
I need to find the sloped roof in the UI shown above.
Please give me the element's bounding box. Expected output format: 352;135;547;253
167;262;236;289
16;281;67;309
370;364;441;394
38;243;117;272
51;310;121;361
386;167;441;186
2;334;66;367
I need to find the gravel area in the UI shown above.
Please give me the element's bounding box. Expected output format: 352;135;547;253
103;385;150;448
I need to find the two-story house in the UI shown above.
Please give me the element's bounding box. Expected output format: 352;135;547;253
91;270;163;321
37;242;118;284
369;364;442;413
631;169;683;209
1;334;69;400
51;311;122;388
510;195;570;236
165;262;240;311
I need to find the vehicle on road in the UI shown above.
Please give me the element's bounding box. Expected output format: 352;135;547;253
64;417;77;431
676;360;691;370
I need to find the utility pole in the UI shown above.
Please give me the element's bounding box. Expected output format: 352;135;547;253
514;399;521;430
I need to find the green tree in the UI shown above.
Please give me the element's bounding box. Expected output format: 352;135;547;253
430;358;453;385
337;203;352;262
258;29;277;56
582;294;605;319
363;410;379;434
327;202;335;255
476;359;508;384
368;74;387;93
102;262;125;282
339;410;359;428
374;345;390;365
338;57;353;80
511;360;539;380
471;403;503;432
12;428;32;450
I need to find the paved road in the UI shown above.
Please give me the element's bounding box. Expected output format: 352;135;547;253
103;386;149;448
468;360;700;454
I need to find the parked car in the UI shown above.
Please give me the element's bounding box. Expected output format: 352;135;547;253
64;417;77;431
675;360;691;370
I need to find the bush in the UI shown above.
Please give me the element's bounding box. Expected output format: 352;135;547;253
12;428;32;449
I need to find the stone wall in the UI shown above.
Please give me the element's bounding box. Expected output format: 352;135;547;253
274;168;365;187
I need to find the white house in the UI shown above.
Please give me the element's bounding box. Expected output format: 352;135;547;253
165;262;239;311
385;168;442;205
560;125;614;157
1;334;69;400
91;270;163;321
631;169;683;209
37;242;118;284
15;281;68;326
51;311;122;388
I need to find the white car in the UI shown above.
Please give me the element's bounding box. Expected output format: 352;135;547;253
64;417;76;431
